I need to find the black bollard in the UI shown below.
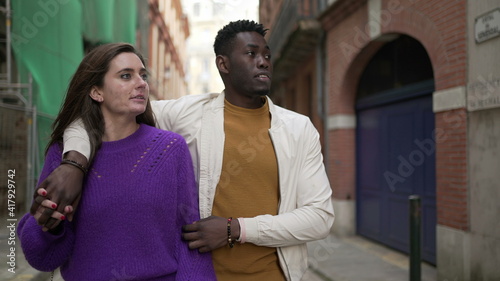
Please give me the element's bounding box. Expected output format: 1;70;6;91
409;195;421;281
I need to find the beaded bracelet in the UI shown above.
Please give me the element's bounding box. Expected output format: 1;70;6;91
227;217;234;248
61;159;88;175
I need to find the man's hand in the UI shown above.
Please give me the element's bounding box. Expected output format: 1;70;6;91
182;216;240;253
30;151;86;230
31;191;67;232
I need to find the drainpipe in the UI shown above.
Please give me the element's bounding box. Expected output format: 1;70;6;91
315;0;329;169
316;30;328;169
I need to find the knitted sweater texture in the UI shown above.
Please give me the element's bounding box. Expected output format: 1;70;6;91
18;124;216;280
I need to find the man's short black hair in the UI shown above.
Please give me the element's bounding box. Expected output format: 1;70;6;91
213;20;268;56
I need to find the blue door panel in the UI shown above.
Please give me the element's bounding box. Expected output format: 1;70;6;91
385;108;417;195
357;191;382;238
422;203;437;262
358;108;382;191
387;196;409;249
357;95;436;264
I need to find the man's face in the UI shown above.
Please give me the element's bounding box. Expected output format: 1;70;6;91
225;31;273;98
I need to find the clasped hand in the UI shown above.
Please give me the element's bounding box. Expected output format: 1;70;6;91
182;216;240;253
31;188;69;231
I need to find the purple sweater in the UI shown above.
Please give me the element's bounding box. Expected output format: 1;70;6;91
18;124;216;280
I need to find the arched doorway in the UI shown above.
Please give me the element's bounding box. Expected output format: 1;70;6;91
356;35;436;264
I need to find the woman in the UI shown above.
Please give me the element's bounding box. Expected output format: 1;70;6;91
18;43;216;280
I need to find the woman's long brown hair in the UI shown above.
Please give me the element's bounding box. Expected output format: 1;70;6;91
47;43;156;163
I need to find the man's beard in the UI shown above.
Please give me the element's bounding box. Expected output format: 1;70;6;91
255;89;270;96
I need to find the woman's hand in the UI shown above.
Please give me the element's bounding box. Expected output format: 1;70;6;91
32;188;69;231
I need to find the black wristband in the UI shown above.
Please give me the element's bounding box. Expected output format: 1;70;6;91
61;159;87;175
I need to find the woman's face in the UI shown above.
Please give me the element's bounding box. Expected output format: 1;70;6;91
92;52;149;121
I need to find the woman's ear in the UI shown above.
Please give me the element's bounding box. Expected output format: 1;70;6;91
216;55;229;74
89;86;103;102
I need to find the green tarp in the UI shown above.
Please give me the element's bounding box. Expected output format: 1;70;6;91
11;0;138;174
82;0;137;44
11;0;84;115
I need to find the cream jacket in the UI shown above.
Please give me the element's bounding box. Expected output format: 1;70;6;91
64;92;335;281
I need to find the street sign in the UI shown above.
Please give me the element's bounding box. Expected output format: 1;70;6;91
475;8;500;43
468;76;500;111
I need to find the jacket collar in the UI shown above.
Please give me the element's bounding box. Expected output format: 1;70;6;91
212;91;226;110
266;96;283;130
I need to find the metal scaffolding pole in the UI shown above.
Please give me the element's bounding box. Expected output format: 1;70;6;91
6;0;11;84
28;75;38;209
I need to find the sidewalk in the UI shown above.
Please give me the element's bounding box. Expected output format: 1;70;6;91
2;218;436;281
306;234;437;281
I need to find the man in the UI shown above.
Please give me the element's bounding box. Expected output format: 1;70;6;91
33;20;334;281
